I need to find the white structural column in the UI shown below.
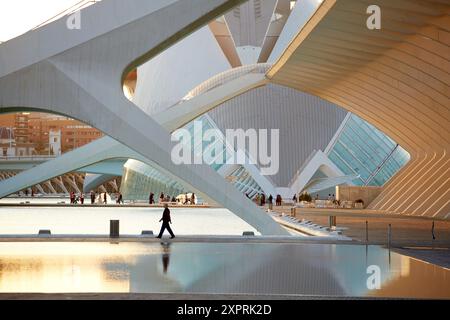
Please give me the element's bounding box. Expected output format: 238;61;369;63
0;65;270;198
0;0;287;235
285;150;345;199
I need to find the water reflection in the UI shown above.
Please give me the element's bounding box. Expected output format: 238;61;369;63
0;242;448;298
161;242;171;274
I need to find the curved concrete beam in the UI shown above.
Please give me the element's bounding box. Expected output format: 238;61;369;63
267;0;450;219
0;0;287;235
154;73;268;131
83;173;118;193
0;137;140;198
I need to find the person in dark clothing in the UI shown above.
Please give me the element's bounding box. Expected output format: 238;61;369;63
90;191;95;204
276;194;282;206
261;193;266;206
117;192;123;204
149;192;155;204
157;204;175;239
103;192;107;204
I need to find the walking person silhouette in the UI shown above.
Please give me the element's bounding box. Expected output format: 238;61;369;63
156;204;175;239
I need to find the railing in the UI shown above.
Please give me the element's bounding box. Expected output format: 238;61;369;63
0;155;56;161
169;63;271;108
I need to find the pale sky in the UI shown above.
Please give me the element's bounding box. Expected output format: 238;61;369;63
0;0;97;42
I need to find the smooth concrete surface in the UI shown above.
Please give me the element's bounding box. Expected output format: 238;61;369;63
295;212;450;245
336;185;383;209
0;293;402;300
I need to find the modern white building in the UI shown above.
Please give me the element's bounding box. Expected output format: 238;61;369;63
0;0;447;236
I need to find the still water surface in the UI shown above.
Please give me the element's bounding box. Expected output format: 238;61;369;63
0;242;449;298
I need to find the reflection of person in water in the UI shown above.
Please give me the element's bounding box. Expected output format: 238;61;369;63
161;242;171;274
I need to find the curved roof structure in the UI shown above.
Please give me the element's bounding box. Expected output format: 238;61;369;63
267;0;450;218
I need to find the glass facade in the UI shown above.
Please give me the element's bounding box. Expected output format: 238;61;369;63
327;114;410;186
120;114;265;200
120;159;187;201
182;114;233;171
227;166;264;199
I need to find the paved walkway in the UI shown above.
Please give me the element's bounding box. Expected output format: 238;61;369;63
295;212;450;244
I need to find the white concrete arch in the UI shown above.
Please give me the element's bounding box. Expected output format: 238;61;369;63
0;0;287;235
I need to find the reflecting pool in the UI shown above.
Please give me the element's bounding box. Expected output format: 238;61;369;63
0;242;449;298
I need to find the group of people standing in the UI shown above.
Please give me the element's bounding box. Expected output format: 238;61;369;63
69;191;122;205
69;191;84;204
149;192;196;205
251;193;283;207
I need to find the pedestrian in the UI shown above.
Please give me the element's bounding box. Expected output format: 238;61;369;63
156;204;175;239
80;193;84;205
103;192;107;204
159;192;165;204
149;192;154;204
190;193;195;205
117;192;123;204
90;191;95;204
268;194;273;210
292;194;297;203
432;221;436;240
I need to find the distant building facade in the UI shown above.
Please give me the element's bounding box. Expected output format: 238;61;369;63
0;112;103;156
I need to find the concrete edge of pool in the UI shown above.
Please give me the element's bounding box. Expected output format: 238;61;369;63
0;293;435;300
0;235;449;248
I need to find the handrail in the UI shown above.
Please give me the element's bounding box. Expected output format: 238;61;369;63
0;156;56;161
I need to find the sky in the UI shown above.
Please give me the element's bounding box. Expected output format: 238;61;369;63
0;0;95;42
